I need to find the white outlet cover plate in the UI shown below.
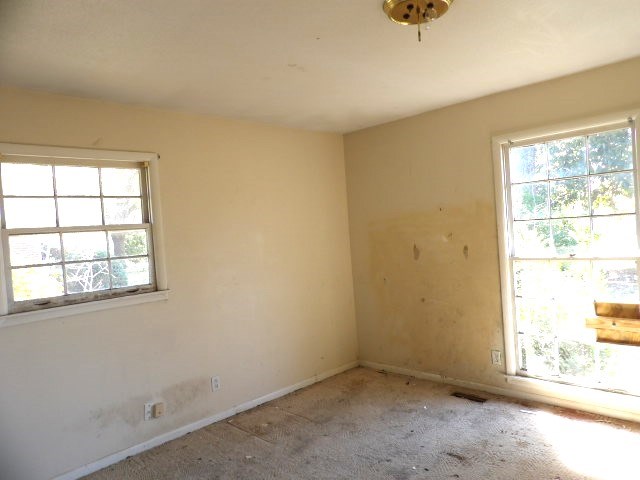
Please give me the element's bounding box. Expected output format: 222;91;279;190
144;402;153;421
491;350;502;366
211;376;221;391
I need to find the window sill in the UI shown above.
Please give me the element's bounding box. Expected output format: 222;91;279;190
505;374;640;418
0;290;170;329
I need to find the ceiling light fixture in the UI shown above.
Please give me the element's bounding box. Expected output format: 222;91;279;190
383;0;454;42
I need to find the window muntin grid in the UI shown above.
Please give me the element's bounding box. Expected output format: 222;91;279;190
0;160;156;313
505;124;640;395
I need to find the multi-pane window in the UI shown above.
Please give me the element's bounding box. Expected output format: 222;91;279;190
504;123;640;395
0;151;158;314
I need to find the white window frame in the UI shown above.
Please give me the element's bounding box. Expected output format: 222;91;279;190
492;109;640;416
0;143;168;328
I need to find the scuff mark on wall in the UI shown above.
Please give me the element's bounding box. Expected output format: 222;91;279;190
463;245;469;259
89;394;148;429
88;376;211;430
413;244;420;261
161;377;211;415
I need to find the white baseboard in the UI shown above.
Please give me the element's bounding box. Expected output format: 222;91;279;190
53;360;359;480
359;360;640;423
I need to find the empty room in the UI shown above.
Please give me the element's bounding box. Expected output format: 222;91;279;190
3;1;640;479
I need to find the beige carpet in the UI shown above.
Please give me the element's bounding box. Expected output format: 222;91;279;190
83;367;640;480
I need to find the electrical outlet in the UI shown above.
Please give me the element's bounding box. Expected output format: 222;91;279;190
145;401;165;420
491;350;502;366
144;402;153;421
211;376;221;392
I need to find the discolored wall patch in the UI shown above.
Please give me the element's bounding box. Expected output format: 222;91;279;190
367;201;503;381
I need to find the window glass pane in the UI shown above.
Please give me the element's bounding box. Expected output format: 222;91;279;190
57;198;102;227
515;298;554;335
12;265;64;301
9;234;61;266
62;232;108;261
550;177;589;217
520;334;557;377
108;230;148;257
101;168;141;196
509;144;547;183
590;172;635;215
600;344;640;395
559;341;596;379
511;182;548;220
111;257;150;288
4;198;56;228
513;260;551;299
555;300;595;342
550;218;590;256
54;166;100;196
65;261;110;293
1;163;53;196
549;260;591;300
588;128;633;174
548;136;586;179
591;215;638;256
593;260;639;303
104;198;142;224
513;220;551;257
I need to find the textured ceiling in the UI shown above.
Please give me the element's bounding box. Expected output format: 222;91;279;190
1;0;640;133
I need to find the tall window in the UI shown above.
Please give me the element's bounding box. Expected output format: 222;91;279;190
0;145;161;315
498;119;640;395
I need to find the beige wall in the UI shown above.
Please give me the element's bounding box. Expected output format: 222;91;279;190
344;57;640;385
0;87;358;480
